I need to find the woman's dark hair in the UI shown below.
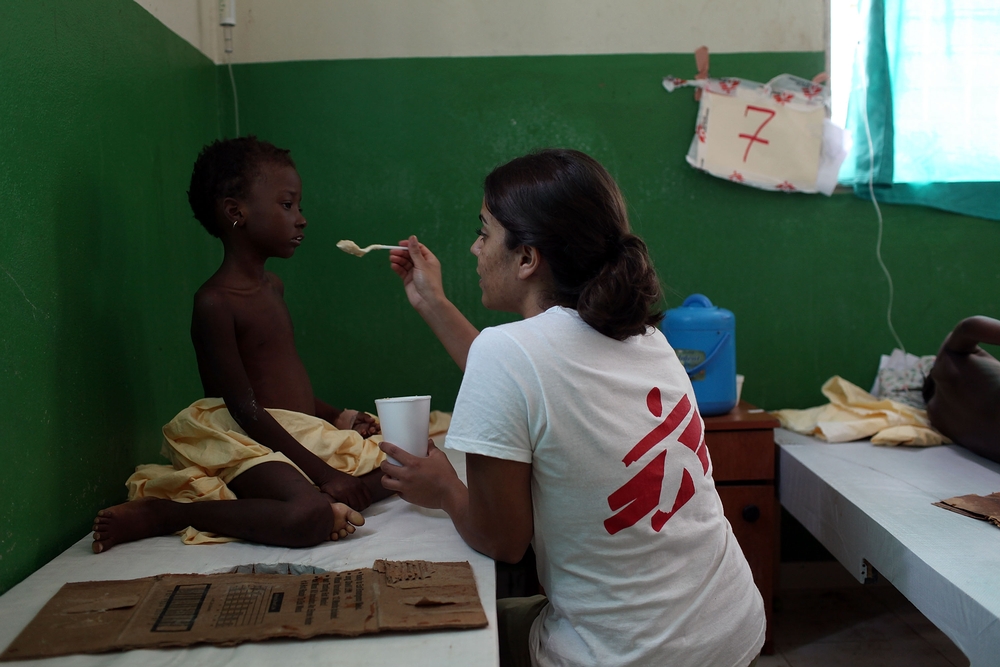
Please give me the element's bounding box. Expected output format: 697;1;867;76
187;135;296;237
484;148;663;340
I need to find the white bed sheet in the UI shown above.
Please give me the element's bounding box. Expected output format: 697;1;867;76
0;448;498;667
776;429;1000;667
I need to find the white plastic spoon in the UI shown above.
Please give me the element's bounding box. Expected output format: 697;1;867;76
336;240;406;257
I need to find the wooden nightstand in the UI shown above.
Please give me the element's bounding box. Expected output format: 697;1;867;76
704;401;779;655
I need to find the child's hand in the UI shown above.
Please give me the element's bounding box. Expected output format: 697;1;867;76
333;408;358;431
353;411;380;437
333;409;379;437
320;472;372;511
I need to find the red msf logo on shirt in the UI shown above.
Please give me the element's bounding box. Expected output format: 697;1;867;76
604;387;711;535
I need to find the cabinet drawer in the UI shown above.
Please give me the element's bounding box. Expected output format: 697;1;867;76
706;430;775;482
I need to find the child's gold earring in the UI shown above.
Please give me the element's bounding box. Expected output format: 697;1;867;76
232;219;238;228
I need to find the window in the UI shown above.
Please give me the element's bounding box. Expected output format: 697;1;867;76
830;0;1000;219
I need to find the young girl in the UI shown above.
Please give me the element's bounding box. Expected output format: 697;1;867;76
382;149;765;667
93;137;390;553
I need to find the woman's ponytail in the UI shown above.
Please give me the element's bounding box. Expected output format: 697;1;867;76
577;234;662;340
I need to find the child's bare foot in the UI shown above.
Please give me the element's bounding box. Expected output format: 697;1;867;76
329;502;365;541
92;498;171;554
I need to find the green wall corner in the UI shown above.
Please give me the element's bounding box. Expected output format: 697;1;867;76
0;0;220;594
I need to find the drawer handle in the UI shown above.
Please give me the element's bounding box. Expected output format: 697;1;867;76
742;504;761;523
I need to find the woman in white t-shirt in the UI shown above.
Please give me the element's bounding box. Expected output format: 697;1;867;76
381;149;764;667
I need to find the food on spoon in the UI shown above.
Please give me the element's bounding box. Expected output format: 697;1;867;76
337;240;365;257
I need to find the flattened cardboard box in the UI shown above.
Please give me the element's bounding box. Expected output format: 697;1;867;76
1;560;487;661
934;491;1000;528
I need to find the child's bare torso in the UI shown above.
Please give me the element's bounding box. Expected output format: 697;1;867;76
193;271;316;416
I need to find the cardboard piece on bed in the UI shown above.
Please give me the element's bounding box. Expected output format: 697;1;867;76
934;491;1000;527
0;560;487;661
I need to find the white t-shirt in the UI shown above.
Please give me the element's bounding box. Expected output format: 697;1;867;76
446;307;765;667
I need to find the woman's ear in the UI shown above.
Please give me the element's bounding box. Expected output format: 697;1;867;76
517;245;543;280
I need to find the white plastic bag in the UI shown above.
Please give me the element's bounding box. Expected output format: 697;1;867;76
870;348;936;409
663;74;849;195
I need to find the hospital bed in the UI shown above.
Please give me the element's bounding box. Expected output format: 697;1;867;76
777;429;1000;667
0;449;499;666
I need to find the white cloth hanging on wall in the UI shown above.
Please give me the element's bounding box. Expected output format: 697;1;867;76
663;74;849;195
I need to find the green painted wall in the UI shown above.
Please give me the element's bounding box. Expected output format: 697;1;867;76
230;53;999;415
0;1;220;593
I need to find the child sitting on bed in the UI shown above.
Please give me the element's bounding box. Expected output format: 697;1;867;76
923;316;1000;464
92;137;393;553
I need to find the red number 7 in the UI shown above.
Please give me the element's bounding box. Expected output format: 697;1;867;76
738;105;776;162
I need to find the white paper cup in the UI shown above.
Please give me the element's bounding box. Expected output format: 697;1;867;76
375;395;431;465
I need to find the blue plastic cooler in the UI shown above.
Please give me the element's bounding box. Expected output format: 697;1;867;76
662;294;737;416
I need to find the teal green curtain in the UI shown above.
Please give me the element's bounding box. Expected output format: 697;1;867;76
843;0;1000;221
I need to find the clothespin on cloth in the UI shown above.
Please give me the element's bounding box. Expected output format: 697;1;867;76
812;72;829;84
694;46;709;101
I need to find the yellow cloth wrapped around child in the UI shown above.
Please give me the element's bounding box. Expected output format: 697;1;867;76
126;398;452;545
772;376;950;446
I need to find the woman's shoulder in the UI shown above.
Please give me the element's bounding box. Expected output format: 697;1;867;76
475;307;575;347
484;306;668;347
466;313;564;370
468;322;525;358
476;308;669;365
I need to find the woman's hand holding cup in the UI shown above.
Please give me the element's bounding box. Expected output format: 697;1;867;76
379;440;463;511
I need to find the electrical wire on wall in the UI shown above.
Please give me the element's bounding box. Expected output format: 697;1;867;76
856;9;906;354
227;61;240;138
222;0;240;137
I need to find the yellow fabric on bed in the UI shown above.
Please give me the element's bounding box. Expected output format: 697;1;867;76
772;376;950;446
126;398;451;544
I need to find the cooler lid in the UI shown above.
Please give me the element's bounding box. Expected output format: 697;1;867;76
664;294;735;330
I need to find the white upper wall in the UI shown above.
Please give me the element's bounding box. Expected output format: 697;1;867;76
134;0;219;61
135;0;825;65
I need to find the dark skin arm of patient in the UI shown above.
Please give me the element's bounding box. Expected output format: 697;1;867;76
193;287;390;510
924;316;1000;464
